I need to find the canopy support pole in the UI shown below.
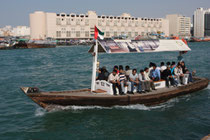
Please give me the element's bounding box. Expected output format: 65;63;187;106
91;39;98;92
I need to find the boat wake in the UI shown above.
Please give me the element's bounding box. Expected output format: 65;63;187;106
35;108;46;116
46;98;180;112
207;83;210;90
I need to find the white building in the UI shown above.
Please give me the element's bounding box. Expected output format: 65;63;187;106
12;26;30;37
0;25;30;37
166;14;191;39
30;11;169;40
193;7;210;38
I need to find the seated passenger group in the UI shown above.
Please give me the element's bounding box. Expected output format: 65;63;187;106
97;61;193;95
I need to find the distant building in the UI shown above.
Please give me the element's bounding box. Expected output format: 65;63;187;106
30;11;169;40
204;12;210;36
0;26;13;36
12;26;30;37
0;25;30;37
193;7;210;38
166;14;191;39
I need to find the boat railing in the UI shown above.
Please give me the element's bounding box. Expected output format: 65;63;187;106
95;80;113;95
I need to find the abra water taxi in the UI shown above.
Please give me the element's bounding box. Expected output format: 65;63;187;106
20;37;209;111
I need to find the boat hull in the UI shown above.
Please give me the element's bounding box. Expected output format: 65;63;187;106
27;43;56;48
20;77;209;110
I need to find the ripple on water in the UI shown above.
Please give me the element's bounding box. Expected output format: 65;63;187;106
0;44;210;139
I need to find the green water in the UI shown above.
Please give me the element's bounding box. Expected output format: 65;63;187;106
0;42;209;140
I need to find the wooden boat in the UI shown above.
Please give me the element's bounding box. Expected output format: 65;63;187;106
26;40;56;49
20;77;209;111
20;31;209;111
27;43;56;48
191;37;210;42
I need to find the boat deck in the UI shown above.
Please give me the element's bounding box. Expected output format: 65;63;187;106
40;85;179;97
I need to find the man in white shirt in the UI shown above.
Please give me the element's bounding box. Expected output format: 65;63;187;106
125;65;132;80
108;70;122;95
160;62;167;72
127;69;139;94
174;64;184;85
144;67;156;90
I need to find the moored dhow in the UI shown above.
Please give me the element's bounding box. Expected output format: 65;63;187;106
20;31;209;111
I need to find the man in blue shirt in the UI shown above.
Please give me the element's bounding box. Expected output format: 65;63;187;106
151;64;160;81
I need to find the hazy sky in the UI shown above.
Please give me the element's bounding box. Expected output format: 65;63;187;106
0;0;210;27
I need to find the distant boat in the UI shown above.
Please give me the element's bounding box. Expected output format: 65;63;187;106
27;40;56;48
191;37;210;42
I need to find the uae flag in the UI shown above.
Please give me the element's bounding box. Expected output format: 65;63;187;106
94;26;104;40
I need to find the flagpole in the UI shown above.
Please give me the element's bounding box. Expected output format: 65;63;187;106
91;39;98;92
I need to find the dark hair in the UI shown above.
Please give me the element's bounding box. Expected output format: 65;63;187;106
140;69;144;73
119;65;123;70
144;67;148;71
172;61;176;65
160;62;164;66
113;70;117;73
149;62;154;67
153;63;157;67
132;69;137;72
119;68;123;71
125;65;130;70
113;65;118;70
166;62;171;66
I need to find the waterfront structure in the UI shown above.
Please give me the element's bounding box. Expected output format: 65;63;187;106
12;26;30;37
193;8;210;38
204;12;210;36
0;26;13;36
166;14;191;39
0;26;30;37
30;11;169;40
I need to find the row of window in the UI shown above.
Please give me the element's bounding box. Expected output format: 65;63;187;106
56;13;162;22
56;31;150;38
56;31;90;37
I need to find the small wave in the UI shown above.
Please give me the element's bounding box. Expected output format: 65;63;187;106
35;108;46;116
207;84;210;90
47;100;179;112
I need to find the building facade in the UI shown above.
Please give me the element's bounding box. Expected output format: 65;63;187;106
204;12;210;36
166;14;191;39
12;26;30;37
30;11;169;40
193;8;210;38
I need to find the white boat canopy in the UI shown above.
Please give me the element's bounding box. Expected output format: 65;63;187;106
88;39;191;53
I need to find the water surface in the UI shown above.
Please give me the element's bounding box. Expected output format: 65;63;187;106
0;42;209;140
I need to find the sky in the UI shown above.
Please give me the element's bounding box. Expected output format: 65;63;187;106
0;0;210;27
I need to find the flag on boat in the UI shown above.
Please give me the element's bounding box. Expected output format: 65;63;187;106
94;26;104;40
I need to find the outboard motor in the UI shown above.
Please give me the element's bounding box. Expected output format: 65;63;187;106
27;87;40;93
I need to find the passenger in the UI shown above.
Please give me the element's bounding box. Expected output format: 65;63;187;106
162;66;175;87
148;62;155;78
174;63;184;85
127;69;139;94
108;70;122;95
171;61;176;69
119;68;126;95
113;65;119;74
160;62;167;72
144;67;156;90
101;66;109;81
180;61;187;74
150;64;161;81
160;62;167;78
125;65;132;79
166;62;171;67
170;64;178;86
96;68;106;80
139;69;150;93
